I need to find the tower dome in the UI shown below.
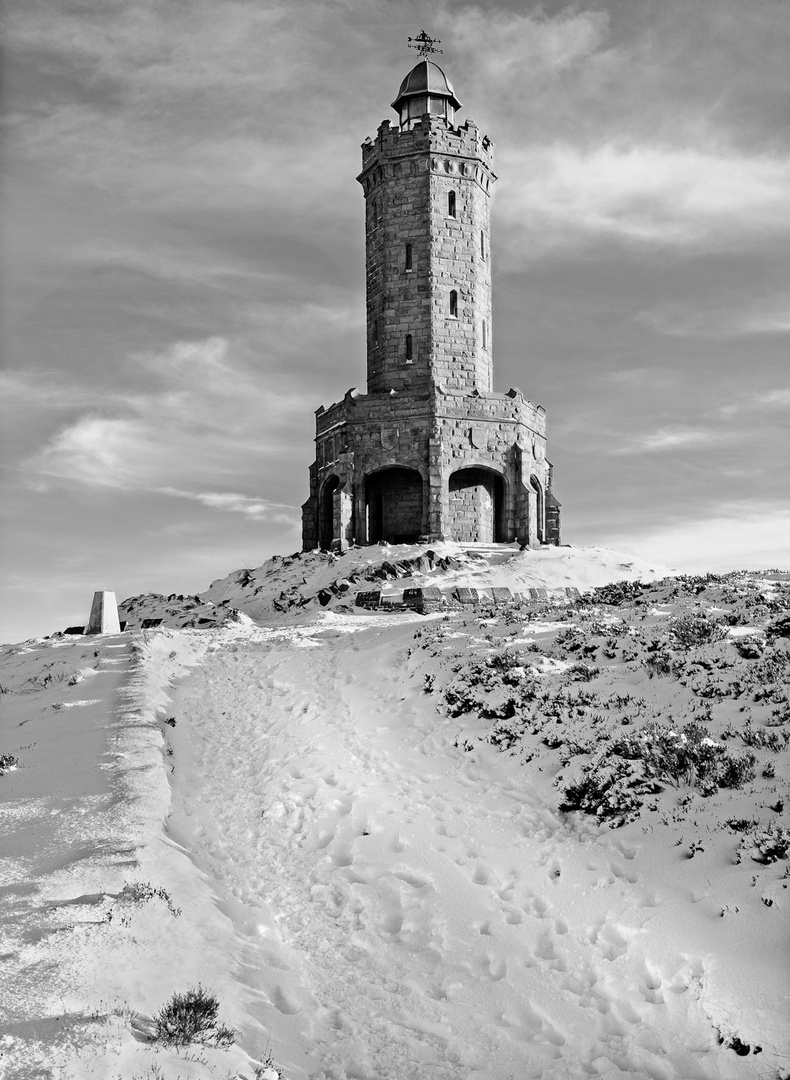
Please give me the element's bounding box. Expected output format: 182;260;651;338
391;59;462;130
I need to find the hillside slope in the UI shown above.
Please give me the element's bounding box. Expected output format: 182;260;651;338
1;555;788;1079
118;542;673;629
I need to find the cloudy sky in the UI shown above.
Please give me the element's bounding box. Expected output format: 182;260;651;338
2;0;789;641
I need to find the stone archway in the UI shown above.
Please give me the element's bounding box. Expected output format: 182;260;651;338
364;467;424;543
318;475;340;549
448;466;505;543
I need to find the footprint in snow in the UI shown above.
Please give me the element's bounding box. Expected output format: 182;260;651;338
270;984;302;1015
609;860;638;884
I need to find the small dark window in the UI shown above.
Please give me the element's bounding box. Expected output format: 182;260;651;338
480;230;485;260
449;290;458;317
405;334;413;361
482;319;487;348
448;191;456;217
405;243;413;271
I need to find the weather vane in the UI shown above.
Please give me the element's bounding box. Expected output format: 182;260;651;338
408;30;442;58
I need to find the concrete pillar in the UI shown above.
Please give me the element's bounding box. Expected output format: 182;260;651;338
85;591;121;635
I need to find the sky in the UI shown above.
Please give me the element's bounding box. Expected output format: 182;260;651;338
1;0;789;642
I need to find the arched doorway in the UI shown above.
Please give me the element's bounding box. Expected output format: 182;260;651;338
365;467;424;543
319;475;340;549
448;467;505;543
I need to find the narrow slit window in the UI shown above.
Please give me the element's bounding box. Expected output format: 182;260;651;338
373;319;378;344
482;319;487;348
405;334;413;362
405;243;413;271
449;290;458;317
480;230;485;260
448;191;456;218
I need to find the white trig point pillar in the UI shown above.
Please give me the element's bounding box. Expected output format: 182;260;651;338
85;591;121;635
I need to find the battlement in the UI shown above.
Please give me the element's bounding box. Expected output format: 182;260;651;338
358;116;495;192
435;388;547;436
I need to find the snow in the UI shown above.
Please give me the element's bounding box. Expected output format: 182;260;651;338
1;547;788;1079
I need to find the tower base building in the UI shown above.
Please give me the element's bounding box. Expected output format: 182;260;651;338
302;56;560;551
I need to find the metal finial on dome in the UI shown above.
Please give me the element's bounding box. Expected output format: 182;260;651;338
407;30;442;58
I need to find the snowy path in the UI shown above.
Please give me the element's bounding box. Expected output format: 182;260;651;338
166;615;762;1080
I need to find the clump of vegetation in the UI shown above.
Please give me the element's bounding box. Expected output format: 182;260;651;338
559;765;641;825
108;882;182;924
668;614;724;649
255;1055;286;1079
765;614;790;640
153;984;235;1048
740;725;790;751
744;824;790;865
611;722;756;794
0;753;19;775
567;662;600;682
578;580;646;607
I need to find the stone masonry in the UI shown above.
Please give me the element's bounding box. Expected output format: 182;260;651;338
302;59;561;550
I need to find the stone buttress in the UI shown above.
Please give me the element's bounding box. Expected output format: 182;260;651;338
301;59;561;551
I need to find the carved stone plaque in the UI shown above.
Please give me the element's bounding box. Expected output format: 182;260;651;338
470;426;489;449
381;426;400;449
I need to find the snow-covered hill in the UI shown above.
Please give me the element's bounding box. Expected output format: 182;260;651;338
1;550;788;1079
119;542;674;629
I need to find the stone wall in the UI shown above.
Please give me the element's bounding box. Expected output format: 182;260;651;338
448;468;498;542
358;117;495;396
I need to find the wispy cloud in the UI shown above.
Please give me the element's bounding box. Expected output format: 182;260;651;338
717;387;790;420
758;389;790;408
21;337;306;494
637;297;790;338
159;487;297;523
497;144;790;257
604;504;790;572
612;428;722;455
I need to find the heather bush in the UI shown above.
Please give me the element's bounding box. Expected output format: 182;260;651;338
559;766;640;825
610;722;756;793
154;984;235;1048
740;725;790;751
567;662;600;682
745;824;790;864
579;580;645;606
669;614;724;649
0;754;19;775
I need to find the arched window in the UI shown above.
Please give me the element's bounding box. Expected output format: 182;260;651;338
449;290;458;317
405;243;413;271
448;191;456;218
405;334;413;362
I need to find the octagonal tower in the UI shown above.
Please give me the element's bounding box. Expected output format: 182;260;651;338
301;57;561;551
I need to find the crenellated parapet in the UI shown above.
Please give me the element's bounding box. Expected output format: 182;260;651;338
358;118;495;195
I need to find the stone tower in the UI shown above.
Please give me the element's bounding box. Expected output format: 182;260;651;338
301;58;560;550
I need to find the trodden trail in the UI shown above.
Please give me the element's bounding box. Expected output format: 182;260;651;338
165;614;765;1080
